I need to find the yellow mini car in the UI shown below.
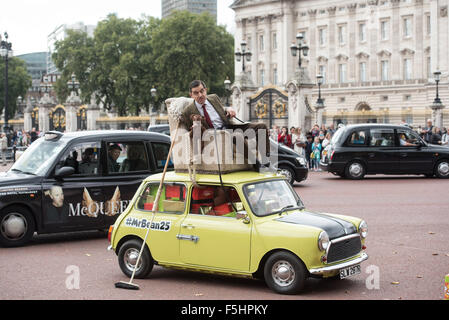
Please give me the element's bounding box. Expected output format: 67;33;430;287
108;171;368;294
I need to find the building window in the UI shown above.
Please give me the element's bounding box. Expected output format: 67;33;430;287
259;35;264;51
339;64;347;83
359;22;366;42
273;68;278;85
427;57;432;79
319;28;327;46
380;20;389;41
403;17;412;38
247;36;252;50
260;69;265;86
359;62;367;82
426;14;431;35
338;25;346;45
272;32;277;50
319;65;326;84
403;58;412;80
381;60;389;81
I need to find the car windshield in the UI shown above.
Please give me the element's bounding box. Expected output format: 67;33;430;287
10;138;66;176
243;179;304;217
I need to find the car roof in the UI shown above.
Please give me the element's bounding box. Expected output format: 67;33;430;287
342;123;409;130
145;170;285;185
55;130;170;142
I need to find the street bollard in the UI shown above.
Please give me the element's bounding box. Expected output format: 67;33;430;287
445;274;449;300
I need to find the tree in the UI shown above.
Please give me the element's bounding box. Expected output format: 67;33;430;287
152;11;234;99
0;57;32;120
51;11;235;115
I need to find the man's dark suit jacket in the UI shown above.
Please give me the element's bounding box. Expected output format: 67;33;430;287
180;94;244;130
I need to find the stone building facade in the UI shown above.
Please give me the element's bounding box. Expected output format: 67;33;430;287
231;0;449;130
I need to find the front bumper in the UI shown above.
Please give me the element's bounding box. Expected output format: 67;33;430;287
309;252;368;276
294;166;308;182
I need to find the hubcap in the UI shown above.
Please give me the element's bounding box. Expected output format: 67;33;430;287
272;260;295;287
349;163;363;177
123;248;142;272
1;213;27;240
279;169;292;182
437;162;449;176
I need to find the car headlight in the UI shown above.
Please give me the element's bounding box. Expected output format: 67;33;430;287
318;231;330;251
359;220;368;239
296;157;307;167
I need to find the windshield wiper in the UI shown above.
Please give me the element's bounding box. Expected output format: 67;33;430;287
278;204;300;216
11;168;36;175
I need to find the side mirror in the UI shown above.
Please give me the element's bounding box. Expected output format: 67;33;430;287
55;166;75;179
236;211;250;224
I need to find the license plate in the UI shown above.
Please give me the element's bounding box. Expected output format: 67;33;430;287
339;264;361;279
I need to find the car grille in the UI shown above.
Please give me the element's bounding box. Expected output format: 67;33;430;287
327;235;362;263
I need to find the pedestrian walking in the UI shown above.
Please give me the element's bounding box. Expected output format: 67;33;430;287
1;133;8;166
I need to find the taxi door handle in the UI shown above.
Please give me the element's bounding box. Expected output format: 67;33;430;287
181;223;195;229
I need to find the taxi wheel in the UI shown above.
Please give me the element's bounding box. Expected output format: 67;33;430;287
118;239;154;279
345;161;366;180
0;206;35;247
264;251;307;295
434;160;449;179
278;165;295;185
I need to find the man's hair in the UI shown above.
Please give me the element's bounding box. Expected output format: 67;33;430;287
189;80;207;93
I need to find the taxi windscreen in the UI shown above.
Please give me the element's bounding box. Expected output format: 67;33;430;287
10;138;66;176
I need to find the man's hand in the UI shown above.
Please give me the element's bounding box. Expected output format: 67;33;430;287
225;107;236;118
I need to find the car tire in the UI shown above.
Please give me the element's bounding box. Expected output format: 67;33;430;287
278;165;295;185
434;160;449;179
264;251;307;295
118;239;154;279
0;206;35;247
345;161;366;180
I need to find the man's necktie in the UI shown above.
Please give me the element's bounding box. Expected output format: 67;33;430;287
202;104;214;128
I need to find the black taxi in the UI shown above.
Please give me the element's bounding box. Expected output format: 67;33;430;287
0;130;172;247
320;124;449;179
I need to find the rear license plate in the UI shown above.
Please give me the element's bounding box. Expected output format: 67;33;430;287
339;264;361;279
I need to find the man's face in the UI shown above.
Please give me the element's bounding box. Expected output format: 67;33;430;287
50;187;64;207
190;84;207;105
109;149;120;161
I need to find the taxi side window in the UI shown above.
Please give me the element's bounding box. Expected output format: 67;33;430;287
189;185;243;218
136;183;186;214
106;142;149;174
347;130;366;146
58;142;101;176
152;142;173;169
369;129;395;147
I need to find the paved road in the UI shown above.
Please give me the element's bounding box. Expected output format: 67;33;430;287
0;168;448;300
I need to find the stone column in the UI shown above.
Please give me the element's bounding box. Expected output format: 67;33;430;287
23;98;33;132
38;93;55;133
87;95;100;130
65;91;81;132
231;72;258;122
430;101;445;128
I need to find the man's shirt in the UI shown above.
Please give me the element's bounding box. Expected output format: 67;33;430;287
194;100;224;129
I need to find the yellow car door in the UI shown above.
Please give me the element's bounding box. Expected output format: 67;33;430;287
179;185;251;271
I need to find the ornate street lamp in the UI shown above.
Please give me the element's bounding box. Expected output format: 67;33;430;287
433;71;442;104
67;73;80;95
150;86;157;113
224;77;231;106
235;40;252;72
290;33;309;69
316;74;324;108
0;32;13;132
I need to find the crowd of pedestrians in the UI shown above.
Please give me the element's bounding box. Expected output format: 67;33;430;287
3;127;40;148
416;119;448;146
271;123;338;171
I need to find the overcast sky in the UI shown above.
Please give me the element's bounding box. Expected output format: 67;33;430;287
0;0;236;56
